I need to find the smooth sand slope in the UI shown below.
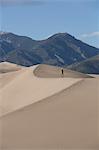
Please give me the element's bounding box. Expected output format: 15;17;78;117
0;64;83;117
0;63;99;150
0;62;23;88
0;62;22;73
34;64;92;78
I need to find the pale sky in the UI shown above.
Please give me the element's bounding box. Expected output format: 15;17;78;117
0;0;99;48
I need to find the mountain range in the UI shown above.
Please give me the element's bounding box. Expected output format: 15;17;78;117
0;32;99;73
68;55;99;74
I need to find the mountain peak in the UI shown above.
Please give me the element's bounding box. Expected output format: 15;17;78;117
0;32;99;69
47;32;75;41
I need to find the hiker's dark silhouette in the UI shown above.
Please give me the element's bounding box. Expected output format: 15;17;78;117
61;69;64;77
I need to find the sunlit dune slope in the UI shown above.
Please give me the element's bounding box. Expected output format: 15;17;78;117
0;63;98;150
0;63;87;117
0;76;99;150
34;64;92;78
0;62;22;73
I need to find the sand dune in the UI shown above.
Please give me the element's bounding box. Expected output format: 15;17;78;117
0;62;24;88
34;64;92;78
0;64;82;117
0;63;99;150
0;62;22;73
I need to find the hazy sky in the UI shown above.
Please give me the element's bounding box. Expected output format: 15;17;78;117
0;0;99;47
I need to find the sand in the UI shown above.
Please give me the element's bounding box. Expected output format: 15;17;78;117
0;62;22;73
0;64;82;117
0;63;99;150
34;64;92;78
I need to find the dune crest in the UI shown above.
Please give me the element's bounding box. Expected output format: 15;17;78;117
34;64;93;78
0;64;82;117
0;62;99;149
0;62;22;73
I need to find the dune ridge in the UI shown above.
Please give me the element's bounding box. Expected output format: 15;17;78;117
34;64;92;78
0;79;83;118
0;62;22;73
0;64;82;117
0;62;99;150
0;76;99;150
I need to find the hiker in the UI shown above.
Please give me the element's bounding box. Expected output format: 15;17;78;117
61;68;64;76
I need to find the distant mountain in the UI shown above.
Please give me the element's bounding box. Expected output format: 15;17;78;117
0;32;99;66
68;55;99;74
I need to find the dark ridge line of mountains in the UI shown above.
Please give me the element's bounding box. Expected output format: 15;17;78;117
0;32;99;74
68;54;99;74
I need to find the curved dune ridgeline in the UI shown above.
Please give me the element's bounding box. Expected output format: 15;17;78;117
0;62;99;150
